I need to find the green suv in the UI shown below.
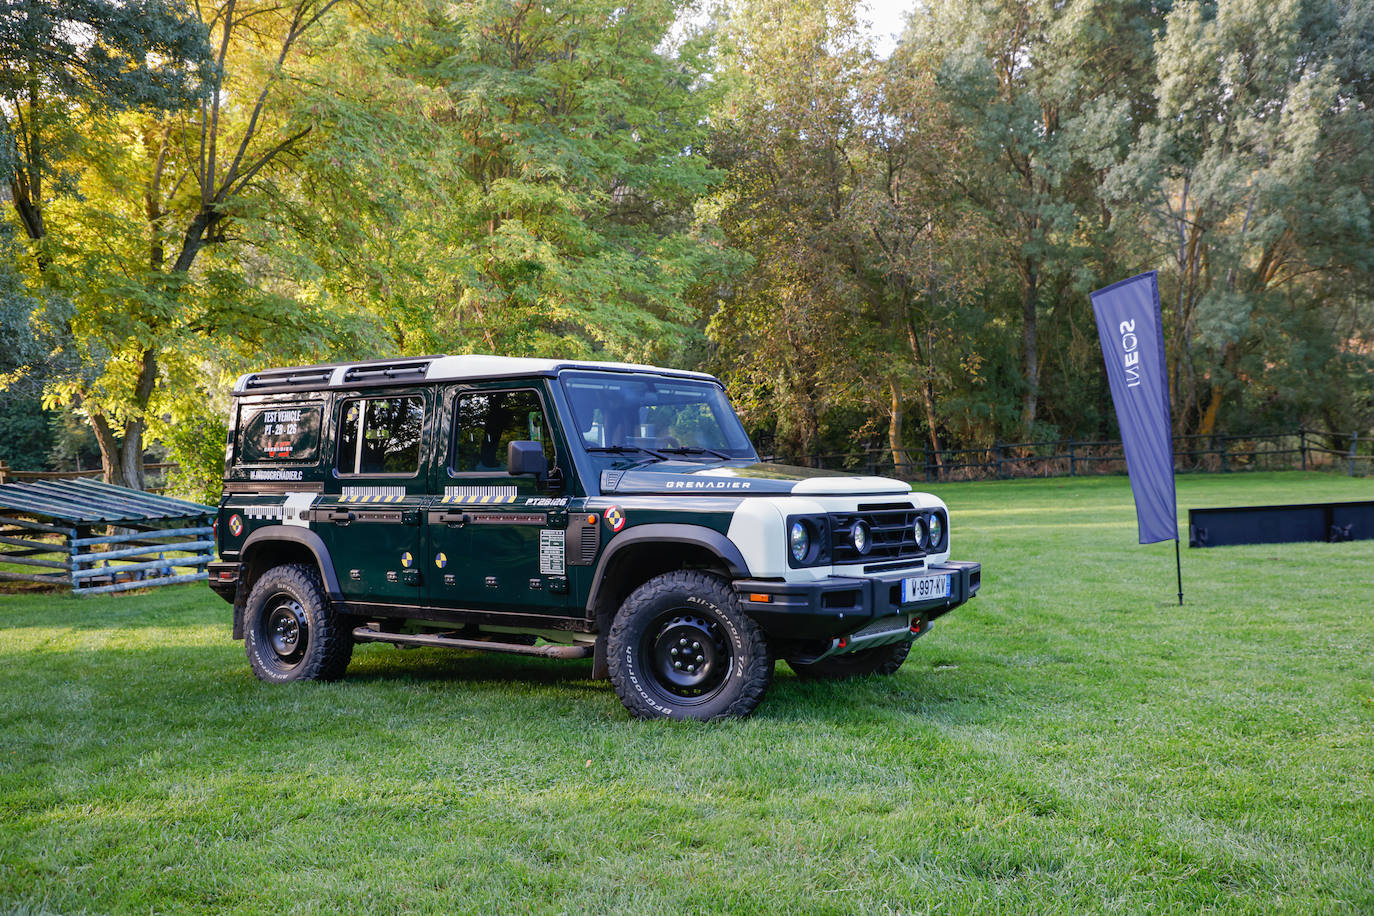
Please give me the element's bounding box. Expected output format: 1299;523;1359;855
208;355;981;720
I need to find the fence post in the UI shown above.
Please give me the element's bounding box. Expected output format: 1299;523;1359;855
1300;429;1307;472
994;442;1005;480
0;460;8;485
1068;439;1076;477
1219;436;1228;472
924;447;933;483
1350;432;1359;477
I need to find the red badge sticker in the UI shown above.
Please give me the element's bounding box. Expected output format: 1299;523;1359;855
228;514;243;537
603;506;625;532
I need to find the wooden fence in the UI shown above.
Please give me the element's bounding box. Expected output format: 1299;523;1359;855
766;429;1372;482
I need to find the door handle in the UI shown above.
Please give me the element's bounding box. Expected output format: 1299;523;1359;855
433;511;467;526
326;510;354;524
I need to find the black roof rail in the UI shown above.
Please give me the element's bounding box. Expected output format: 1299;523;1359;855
341;360;432;384
242;368;335;391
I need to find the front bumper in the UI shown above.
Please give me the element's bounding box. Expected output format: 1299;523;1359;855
733;560;981;644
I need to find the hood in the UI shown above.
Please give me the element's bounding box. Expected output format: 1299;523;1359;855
599;461;912;497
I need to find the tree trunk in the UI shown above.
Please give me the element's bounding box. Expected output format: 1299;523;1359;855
888;379;910;479
1021;263;1040;434
91;348;158;490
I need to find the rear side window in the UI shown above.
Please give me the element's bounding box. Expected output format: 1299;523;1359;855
453;390;555;474
336;397;424;475
239;405;321;463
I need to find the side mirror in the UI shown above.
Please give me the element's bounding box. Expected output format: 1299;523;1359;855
507;440;548;479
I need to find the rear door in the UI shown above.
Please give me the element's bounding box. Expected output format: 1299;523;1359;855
314;389;432;606
425;382;573;614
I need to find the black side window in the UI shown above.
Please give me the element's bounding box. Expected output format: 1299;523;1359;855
453;390;555;474
336;397;424;475
239;405;321;463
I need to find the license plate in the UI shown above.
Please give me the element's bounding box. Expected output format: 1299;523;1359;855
902;573;950;603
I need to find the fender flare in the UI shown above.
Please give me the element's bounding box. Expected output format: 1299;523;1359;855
241;525;344;599
584;523;751;615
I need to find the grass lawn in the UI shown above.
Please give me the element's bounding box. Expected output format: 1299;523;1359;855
1;471;1371;914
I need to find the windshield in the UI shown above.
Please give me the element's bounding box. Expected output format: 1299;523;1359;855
560;371;757;461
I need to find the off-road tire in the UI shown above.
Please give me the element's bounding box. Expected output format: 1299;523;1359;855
243;563;353;683
607;570;772;721
788;642;911;680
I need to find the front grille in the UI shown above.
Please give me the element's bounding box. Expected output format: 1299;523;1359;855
829;505;936;564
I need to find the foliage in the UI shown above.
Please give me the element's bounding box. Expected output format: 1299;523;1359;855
293;0;741;364
0;392;53;470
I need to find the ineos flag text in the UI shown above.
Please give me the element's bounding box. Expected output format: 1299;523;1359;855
1090;271;1178;545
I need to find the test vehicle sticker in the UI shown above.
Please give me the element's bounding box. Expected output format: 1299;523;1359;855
400;551;414;568
228;514;243;537
539;530;566;576
434;552;447;569
603;506;625;532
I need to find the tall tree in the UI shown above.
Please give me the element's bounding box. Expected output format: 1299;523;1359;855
908;0;1163;436
0;0;212;248
1110;0;1374;436
6;0;368;489
297;0;736;364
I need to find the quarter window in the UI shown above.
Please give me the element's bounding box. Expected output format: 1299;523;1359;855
453;390;555;474
239;404;321;463
336;397;424;475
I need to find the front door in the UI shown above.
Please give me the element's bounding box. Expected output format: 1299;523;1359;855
425;384;572;614
315;390;431;606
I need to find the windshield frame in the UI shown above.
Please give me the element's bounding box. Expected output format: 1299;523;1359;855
558;370;758;464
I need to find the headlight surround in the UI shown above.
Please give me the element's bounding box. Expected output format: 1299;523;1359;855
927;512;944;550
789;520;811;564
851;520;871;555
913;515;930;550
785;515;828;567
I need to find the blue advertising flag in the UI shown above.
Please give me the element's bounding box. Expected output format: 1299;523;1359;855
1090;271;1178;545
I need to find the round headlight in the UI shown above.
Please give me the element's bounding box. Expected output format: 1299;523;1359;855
851;520;871;555
789;520;811;563
927;513;944;549
914;516;930;550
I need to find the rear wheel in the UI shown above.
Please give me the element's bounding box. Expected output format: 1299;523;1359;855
243;563;353;682
788;642;911;680
608;570;772;721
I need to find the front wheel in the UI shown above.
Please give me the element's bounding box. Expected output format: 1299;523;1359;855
243;563;353;683
787;642;911;680
607;570;772;721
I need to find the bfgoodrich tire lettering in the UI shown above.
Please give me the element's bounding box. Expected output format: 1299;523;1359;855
607;570;772;721
243;563;353;683
788;642;911;680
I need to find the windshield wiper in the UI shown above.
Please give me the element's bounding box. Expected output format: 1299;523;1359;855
586;445;670;462
658;446;732;461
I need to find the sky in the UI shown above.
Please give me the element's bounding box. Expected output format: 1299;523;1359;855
862;0;916;57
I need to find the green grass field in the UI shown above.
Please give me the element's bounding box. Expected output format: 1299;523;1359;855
2;472;1371;914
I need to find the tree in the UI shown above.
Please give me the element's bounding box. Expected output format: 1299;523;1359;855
907;0;1164;436
1109;0;1374;436
5;0;369;489
1;0;212;248
293;0;737;365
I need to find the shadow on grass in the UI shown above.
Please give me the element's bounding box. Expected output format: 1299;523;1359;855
345;643;602;691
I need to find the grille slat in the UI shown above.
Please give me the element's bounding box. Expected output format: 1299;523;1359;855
829;508;944;564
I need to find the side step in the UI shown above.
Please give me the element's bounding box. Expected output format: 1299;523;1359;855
352;626;593;659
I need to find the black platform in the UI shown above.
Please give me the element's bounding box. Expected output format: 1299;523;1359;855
1189;500;1374;547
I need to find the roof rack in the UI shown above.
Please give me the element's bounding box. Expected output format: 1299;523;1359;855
241;367;335;391
342;360;431;384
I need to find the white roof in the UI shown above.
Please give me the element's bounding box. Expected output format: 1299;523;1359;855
423;355;715;382
233;353;716;394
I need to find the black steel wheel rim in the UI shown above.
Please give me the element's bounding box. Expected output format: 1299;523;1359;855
644;610;731;702
263;596;309;666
